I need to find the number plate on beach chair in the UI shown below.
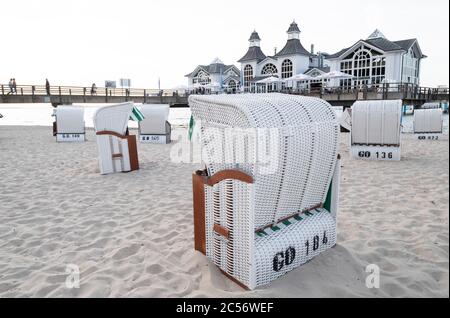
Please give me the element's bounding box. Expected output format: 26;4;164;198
56;133;85;142
139;134;169;144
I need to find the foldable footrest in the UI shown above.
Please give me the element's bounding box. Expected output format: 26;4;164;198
254;209;336;288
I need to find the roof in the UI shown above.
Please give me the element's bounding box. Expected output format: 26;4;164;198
327;37;426;59
367;29;386;39
185;63;240;77
224;75;240;83
249;31;261;41
366;37;403;52
393;39;426;58
238;46;267;63
287;21;300;33
305;66;330;74
248;75;278;83
275;39;312;57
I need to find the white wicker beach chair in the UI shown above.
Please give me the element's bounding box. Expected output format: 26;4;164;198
93;102;139;175
190;94;340;289
413;108;443;140
350;100;402;161
54;106;85;142
138;104;171;144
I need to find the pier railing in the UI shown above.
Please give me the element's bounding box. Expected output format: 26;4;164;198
0;84;187;98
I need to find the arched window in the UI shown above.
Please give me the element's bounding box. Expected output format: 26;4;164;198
244;65;253;88
228;80;237;93
281;59;293;79
261;63;278;75
353;49;372;79
193;69;210;85
339;45;386;87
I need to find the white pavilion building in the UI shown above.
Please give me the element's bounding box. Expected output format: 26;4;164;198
325;29;426;88
185;58;241;93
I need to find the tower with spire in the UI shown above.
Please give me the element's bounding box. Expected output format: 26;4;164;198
238;21;315;91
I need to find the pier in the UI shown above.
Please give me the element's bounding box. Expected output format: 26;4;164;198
0;83;448;108
0;84;189;107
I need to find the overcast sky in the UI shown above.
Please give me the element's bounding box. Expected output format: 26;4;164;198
1;0;448;88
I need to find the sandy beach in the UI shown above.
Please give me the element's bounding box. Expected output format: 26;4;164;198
0;124;448;298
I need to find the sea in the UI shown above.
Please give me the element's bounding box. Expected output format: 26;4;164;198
0;103;448;134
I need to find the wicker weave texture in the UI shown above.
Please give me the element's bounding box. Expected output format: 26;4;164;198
190;94;339;230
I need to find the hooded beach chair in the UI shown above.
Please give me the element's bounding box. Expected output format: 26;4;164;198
93;102;139;175
54;106;85;142
414;108;443;140
189;94;341;289
350;100;402;161
138;104;171;144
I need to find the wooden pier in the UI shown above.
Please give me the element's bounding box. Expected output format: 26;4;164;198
0;83;448;108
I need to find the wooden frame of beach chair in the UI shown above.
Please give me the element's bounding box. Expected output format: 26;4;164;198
350;100;402;161
189;94;340;290
55;106;86;142
138;104;171;144
93;102;139;175
413;108;443;141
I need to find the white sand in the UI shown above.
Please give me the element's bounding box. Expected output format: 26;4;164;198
0;126;448;298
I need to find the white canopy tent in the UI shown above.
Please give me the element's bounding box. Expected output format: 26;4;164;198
284;73;313;90
315;71;354;89
256;76;282;93
316;71;355;80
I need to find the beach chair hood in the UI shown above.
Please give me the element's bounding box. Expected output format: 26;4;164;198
351;100;402;146
414;108;443;133
56;106;85;134
93;102;134;134
190;93;339;230
139;104;170;135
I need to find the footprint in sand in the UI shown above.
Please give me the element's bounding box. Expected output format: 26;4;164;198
112;244;141;261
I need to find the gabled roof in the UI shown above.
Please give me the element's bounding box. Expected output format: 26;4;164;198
367;29;386;39
238;46;267;63
327;36;426;60
186;63;240;77
223;75;240;83
393;39;427;58
275;39;312;57
305;67;330;75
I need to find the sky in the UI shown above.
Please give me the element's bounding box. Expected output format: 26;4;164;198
0;0;448;88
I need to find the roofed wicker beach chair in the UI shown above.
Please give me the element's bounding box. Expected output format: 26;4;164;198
93;102;139;175
53;105;85;142
350;100;402;161
138;104;171;144
189;93;341;289
413;108;443;141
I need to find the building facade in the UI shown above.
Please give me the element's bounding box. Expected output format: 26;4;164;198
185;58;241;93
186;24;426;93
238;22;321;92
326;29;426;88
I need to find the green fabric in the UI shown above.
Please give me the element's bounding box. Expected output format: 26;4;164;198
282;220;291;226
324;179;333;213
294;215;303;221
188;115;195;141
271;226;280;231
129;107;145;122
